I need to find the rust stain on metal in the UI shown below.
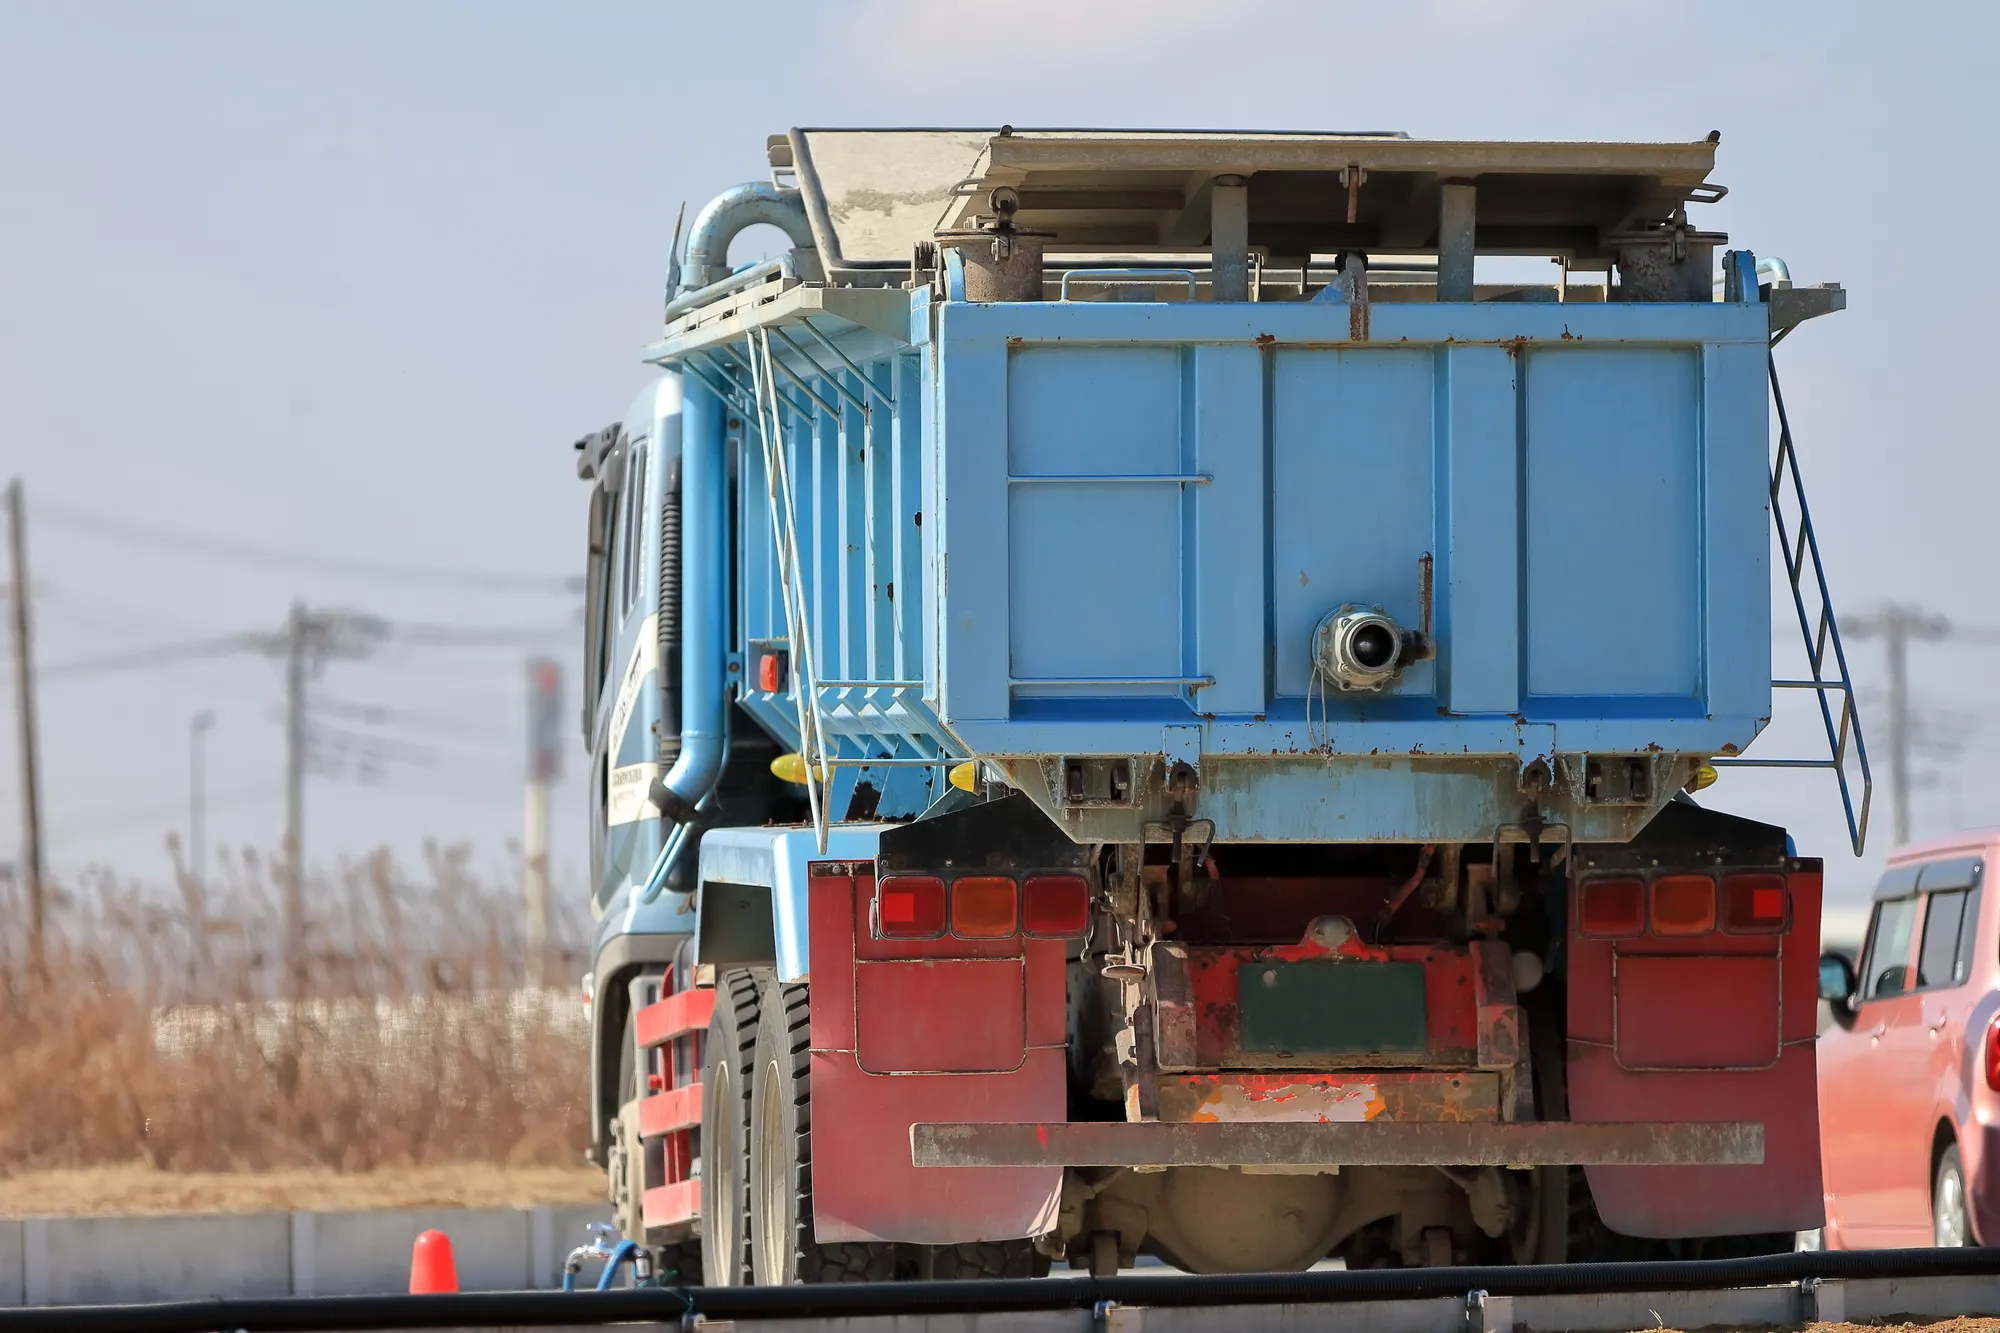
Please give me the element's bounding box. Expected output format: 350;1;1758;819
1254;332;1277;346
910;1120;1764;1169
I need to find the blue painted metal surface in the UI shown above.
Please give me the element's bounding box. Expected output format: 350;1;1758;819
693;823;890;982
634;265;1792;847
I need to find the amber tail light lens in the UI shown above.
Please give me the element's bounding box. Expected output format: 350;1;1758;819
1651;874;1717;936
951;876;1019;938
1023;874;1091;937
1578;878;1645;938
1722;873;1789;933
875;876;946;939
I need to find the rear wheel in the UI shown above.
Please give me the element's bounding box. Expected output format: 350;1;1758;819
1935;1144;1971;1247
749;979;899;1283
700;970;762;1285
930;1240;1050;1279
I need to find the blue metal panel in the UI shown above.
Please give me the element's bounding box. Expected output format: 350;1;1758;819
1190;346;1266;717
695;823;889;982
938;336;1012;721
1006;347;1185;697
1270;348;1436;701
1700;339;1775;731
927;298;1773;836
1523;348;1701;699
1440;346;1521;717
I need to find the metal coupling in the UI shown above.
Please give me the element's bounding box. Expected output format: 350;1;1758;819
1312;604;1424;692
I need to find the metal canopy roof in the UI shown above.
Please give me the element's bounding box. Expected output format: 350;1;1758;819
783;128;1723;267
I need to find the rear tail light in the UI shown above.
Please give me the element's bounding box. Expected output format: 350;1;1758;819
876;876;946;939
1986;1014;2000;1093
1651;874;1717;936
1023;874;1091;937
950;876;1018;938
1722;873;1789;933
1579;878;1645;937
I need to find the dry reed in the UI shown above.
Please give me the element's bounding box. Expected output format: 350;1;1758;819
0;841;591;1175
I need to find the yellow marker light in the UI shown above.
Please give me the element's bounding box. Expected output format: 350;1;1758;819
1686;763;1718;793
771;752;809;786
949;761;977;792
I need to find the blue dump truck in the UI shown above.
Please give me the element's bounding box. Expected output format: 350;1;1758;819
571;128;1865;1282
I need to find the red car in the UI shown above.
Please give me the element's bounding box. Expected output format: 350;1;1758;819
1817;833;1993;1247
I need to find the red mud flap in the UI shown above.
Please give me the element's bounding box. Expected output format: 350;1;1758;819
910;1120;1764;1169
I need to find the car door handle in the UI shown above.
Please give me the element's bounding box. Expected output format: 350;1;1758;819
1869;1023;1887;1041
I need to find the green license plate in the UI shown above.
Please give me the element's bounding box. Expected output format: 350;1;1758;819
1237;960;1429;1055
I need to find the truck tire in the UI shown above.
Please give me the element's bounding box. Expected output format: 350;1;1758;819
749;979;898;1283
930;1241;1050;1279
700;969;763;1286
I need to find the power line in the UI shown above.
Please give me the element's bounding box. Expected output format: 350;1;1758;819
36;634;265;681
35;501;582;596
10;618;567;684
1848;604;2000;847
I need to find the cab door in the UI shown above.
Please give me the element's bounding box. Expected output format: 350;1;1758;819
1820;880;1927;1243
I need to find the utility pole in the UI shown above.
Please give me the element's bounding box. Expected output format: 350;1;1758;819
189;711;215;883
282;601;309;988
1849;603;1951;847
525;658;562;989
6;480;46;980
258;603;386;989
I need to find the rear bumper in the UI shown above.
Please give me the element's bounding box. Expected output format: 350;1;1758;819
911;1120;1764;1169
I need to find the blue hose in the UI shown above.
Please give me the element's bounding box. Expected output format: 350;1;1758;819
597;1240;642;1291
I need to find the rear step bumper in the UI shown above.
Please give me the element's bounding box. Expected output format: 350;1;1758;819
911;1120;1762;1169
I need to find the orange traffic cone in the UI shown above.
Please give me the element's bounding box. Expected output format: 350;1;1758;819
409;1229;459;1293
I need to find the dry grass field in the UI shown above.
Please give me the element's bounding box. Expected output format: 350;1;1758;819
0;843;599;1212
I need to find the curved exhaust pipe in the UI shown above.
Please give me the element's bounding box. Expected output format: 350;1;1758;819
675;182;816;297
639;373;726;901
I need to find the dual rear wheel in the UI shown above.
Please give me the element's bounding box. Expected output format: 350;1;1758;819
702;969;1042;1285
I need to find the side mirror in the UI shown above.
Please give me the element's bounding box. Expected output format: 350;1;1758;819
1819;953;1857;1005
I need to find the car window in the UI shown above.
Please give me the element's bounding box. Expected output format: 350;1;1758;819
1957;886;1985;985
1918;889;1971;989
1862;896;1918;1000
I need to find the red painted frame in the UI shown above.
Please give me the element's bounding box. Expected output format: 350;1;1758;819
1567;864;1824;1237
635;983;714;1232
806;865;1065;1245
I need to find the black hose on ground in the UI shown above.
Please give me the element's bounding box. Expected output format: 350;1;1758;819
8;1249;2000;1331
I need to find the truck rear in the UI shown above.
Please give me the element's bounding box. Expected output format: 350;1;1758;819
573;127;1864;1280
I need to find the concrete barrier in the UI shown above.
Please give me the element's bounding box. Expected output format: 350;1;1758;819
0;1205;614;1305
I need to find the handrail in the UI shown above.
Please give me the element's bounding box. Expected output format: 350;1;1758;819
1058;268;1198;301
662;255;795;326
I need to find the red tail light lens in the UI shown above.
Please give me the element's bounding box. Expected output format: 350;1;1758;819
875;876;945;939
1985;1015;2000;1093
1023;874;1091;937
1579;878;1645;938
1651;874;1717;936
950;876;1019;938
1722;873;1789;933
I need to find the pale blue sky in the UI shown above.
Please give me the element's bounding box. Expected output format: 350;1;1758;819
0;1;1994;919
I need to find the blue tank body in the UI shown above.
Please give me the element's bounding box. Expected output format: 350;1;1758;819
629;244;1776;852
